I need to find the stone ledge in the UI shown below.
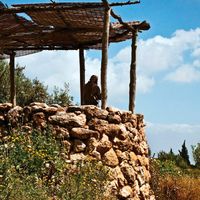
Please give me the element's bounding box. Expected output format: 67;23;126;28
0;102;155;200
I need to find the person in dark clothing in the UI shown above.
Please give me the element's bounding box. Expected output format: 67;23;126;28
83;75;101;106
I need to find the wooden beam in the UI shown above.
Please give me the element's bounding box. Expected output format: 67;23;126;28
0;1;140;14
79;48;85;105
129;30;137;113
101;1;110;109
110;9;135;32
9;52;16;107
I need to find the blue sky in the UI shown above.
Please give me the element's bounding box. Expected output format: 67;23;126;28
2;0;200;161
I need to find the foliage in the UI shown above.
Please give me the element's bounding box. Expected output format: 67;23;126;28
179;140;190;166
150;142;200;200
0;60;73;106
48;83;73;107
157;148;189;169
0;128;112;200
150;159;200;200
192;143;200;168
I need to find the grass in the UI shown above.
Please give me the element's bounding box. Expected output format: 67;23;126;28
0;128;115;200
150;159;200;200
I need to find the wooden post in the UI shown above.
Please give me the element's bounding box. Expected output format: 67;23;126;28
129;30;138;113
79;48;85;105
9;52;16;107
101;5;111;109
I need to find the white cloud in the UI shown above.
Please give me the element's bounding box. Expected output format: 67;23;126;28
165;64;200;82
146;122;200;135
192;48;200;57
137;75;155;93
138;28;200;83
137;36;183;75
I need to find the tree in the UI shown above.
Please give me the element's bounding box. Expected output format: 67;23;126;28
179;140;190;166
192;143;200;168
48;83;73;107
157;149;176;162
0;60;73;106
157;148;189;169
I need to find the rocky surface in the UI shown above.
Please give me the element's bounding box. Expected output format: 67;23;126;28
0;102;155;200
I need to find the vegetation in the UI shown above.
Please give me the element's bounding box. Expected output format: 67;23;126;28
150;141;200;200
0;60;73;106
0;128;113;200
192;143;200;168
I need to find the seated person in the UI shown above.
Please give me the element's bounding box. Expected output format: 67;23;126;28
83;75;101;106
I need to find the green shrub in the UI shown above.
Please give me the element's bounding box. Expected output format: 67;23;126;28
0;128;113;200
192;143;200;168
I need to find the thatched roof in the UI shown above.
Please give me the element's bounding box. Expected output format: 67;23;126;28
0;1;150;59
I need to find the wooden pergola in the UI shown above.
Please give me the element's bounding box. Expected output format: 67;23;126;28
0;0;150;113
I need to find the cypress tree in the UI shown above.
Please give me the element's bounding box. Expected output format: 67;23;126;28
179;140;190;166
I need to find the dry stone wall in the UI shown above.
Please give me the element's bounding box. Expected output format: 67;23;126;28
0;102;155;200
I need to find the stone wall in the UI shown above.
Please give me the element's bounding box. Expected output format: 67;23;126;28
0;102;155;200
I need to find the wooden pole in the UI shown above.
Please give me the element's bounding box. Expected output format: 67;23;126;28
101;5;111;109
129;30;137;113
79;48;85;105
9;52;16;107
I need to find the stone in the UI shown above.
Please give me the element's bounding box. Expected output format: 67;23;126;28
115;149;129;163
32;112;46;128
136;114;144;127
0;115;5;122
67;106;83;112
48;113;86;127
87;137;98;153
113;137;133;152
125;126;138;138
121;162;136;184
96;134;112;155
70;127;99;139
23;106;32;122
61;140;71;153
138;141;149;155
106;106;122;114
140;184;150;199
121;112;136;124
106;180;118;197
137;155;149;168
133;180;140;196
109;166;126;187
53;126;70;139
94;124;125;139
102;148;119;167
130;152;138;163
107;114;121;124
70;153;86;162
87;118;108;129
73;139;86;152
50;104;62;108
137;166;150;184
44;106;58;115
117;129;129;140
84;106;108;120
0;103;13;111
30;102;48;108
119;186;133;198
30;102;49;113
89;150;101;160
7;106;23;126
